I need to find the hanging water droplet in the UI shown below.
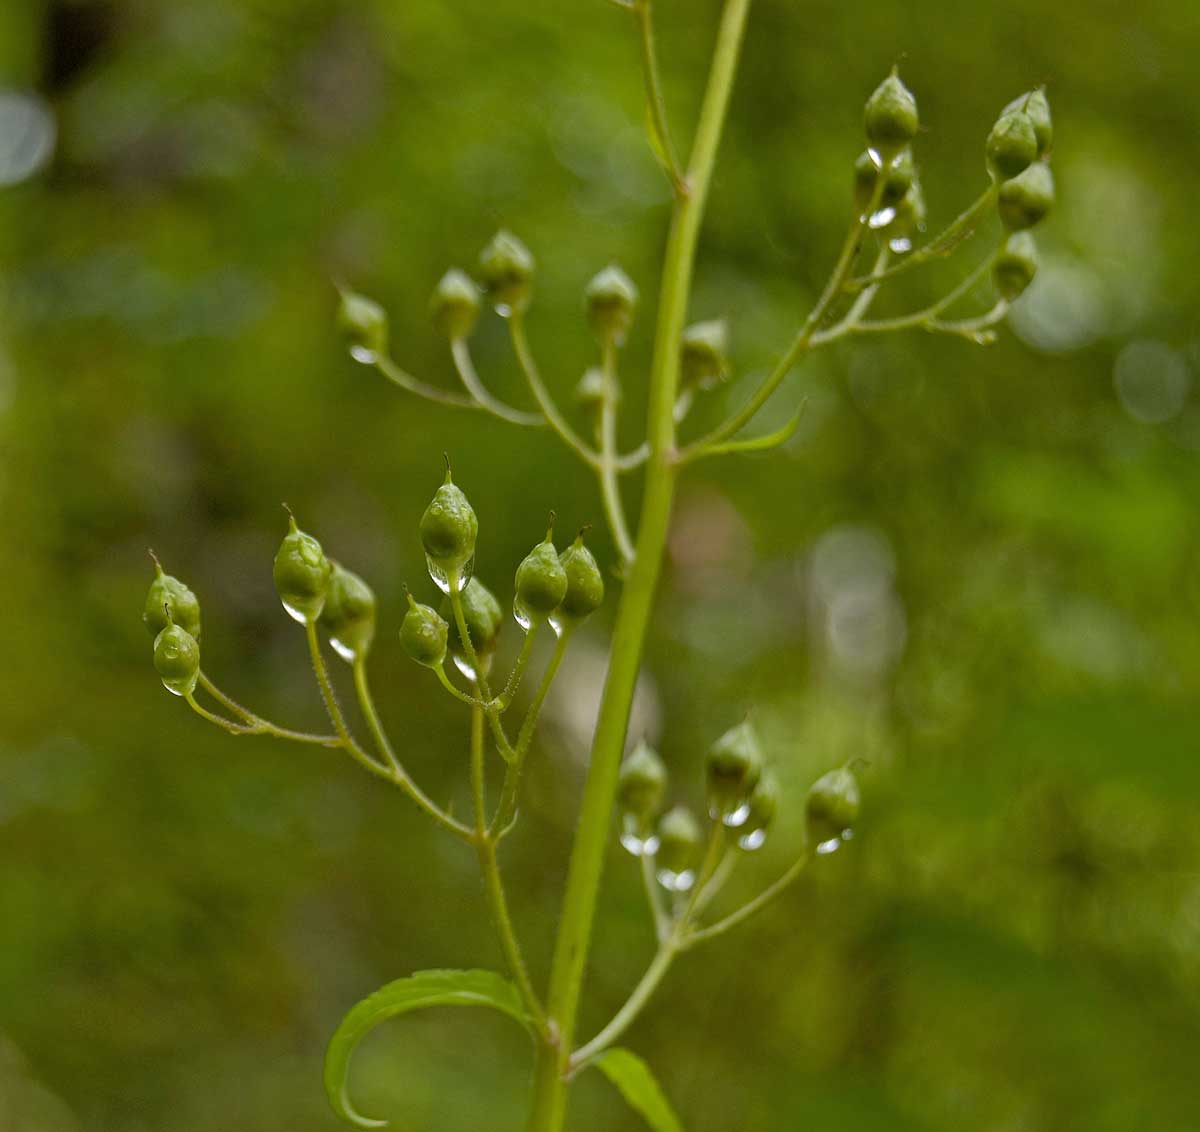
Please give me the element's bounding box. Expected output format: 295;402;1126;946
815;828;854;856
737;827;768;852
452;653;478;682
714;800;752;829
513;601;533;632
889;235;913;254
493;301;515;319
865;147;886;170
426;555;473;595
329;635;358;664
281;598;315;624
619;813;660;857
656;868;696;893
868;206;897;230
349;345;377;365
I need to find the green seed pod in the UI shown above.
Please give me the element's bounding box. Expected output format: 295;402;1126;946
618;740;668;820
273;511;332;624
336;287;388;361
442;576;504;662
430;269;482;340
997;161;1055;231
656;805;702;876
680;319;729;390
420;466;479;586
854;148;914;213
400;592;449;668
705;720;764;824
806;765;861;847
153;613;200;698
738;769;780;851
320;560;377;662
555;533;605;623
992;231;1039;301
515;523;568;625
1004;88;1052;155
477;230;535;316
143;553;201;640
575;367;609;414
585;264;639;344
864;70;919;157
986;110;1039;180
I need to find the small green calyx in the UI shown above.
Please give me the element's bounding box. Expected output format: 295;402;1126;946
997;161;1055;231
575;367;609;414
1004;87;1052;155
336;287;388;362
273;511;332;624
400;592;449;669
705;719;764;825
617;740;668;820
656;805;702;876
556;533;605;623
320;561;377;663
738;769;780;851
854;148;914;213
986;110;1039;180
585;264;639;344
515;525;568;623
143;553;201;640
993;231;1039;301
153;612;200;698
443;577;504;662
430;268;482;340
420;466;479;583
864;70;919;157
477;230;535;317
680;319;729;390
806;765;861;848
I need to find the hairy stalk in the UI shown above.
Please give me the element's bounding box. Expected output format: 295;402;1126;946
527;1;753;1125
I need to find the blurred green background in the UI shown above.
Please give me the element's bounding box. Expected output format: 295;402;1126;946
2;0;1200;1128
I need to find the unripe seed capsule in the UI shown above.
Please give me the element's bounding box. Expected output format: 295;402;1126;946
442;577;503;669
320;561;377;663
514;524;568;626
992;231;1039;300
806;766;861;851
705;720;764;826
680;319;729;391
1003;88;1052;155
997;161;1055;231
864;71;919;158
554;533;605;624
273;512;332;624
575;367;609;414
618;740;668;820
420;466;479;590
986;110;1039;180
738;769;780;852
585;264;639;344
336;287;388;362
143;554;201;640
430;269;482;340
400;592;449;668
656;805;702;884
153;613;200;698
477;230;535;317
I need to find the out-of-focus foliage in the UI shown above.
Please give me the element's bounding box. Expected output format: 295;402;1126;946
2;0;1199;1129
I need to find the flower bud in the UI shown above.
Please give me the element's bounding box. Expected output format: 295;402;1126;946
273;511;331;624
656;805;702;877
442;577;503;666
997;161;1054;231
420;466;479;589
554;533;605;624
575;367;609;414
618;740;668;820
430;269;482;340
153;613;200;698
738;769;780;852
585;264;639;344
320;561;377;663
514;524;568;626
680;319;729;390
864;71;919;158
705;720;764;826
986;110;1038;180
1004;88;1052;155
992;231;1038;301
143;553;201;640
400;592;449;668
805;766;861;849
336;287;388;362
854;148;914;213
477;230;535;316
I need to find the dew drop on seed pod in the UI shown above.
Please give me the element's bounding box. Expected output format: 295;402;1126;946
547;610;568;638
329;635;358;663
281;598;313;625
815;828;855;856
513;601;533;633
619;814;660;857
865;147;886;169
657;868;696;893
710;800;752;829
349;345;377;365
869;206;897;230
738;828;768;852
452;653;478;681
889;235;913;254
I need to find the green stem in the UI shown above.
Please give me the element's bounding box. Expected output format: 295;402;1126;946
597;337;637;564
499;621;541;710
632;0;688;197
450;337;545;426
448;581;516;761
194;672;340;746
373;353;477;408
681;848;811;949
527;1;752;1125
640;850;670;943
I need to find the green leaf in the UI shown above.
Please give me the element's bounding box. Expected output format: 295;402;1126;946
324;968;533;1128
593;1048;684;1132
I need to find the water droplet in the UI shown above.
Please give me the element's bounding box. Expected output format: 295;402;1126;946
868;206;897;230
349;345;377;365
493;302;515;319
329;636;358;664
281;598;313;624
161;680;186;697
815;829;854;856
452;653;478;681
619;813;660;857
865;147;886;170
513;602;533;632
547;610;569;638
712;801;752;829
656;868;696;893
737;827;768;852
888;235;913;255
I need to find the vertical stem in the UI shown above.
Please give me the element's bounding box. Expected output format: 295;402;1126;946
527;1;753;1126
597;337;637;565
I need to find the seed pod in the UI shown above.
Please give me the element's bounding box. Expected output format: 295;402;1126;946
153;612;200;698
585;264;639;344
706;720;764;825
273;511;332;624
420;466;479;586
680;319;729;390
986;110;1038;180
575;367;609;414
515;524;568;625
997;161;1055;231
806;765;861;847
400;592;449;668
738;769;780;851
556;533;605;623
143;554;201;640
320;561;377;662
618;740;668;820
430;269;482;340
477;230;535;316
336;287;388;361
656;805;702;875
442;576;504;662
1003;88;1052;155
992;231;1038;300
854;148;914;213
864;70;919;157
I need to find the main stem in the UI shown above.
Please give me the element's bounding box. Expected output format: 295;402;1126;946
526;1;752;1126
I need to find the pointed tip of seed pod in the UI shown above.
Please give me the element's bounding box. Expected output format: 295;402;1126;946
545;511;557;541
148;548;162;575
404;587;418;610
281;503;298;532
442;452;453;482
575;522;593;544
